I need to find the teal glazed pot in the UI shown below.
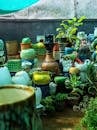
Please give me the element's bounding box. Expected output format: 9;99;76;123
20;49;36;60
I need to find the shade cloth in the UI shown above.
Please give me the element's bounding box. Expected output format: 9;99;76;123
0;0;39;14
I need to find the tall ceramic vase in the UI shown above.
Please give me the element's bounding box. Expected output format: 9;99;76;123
41;34;59;75
42;52;59;75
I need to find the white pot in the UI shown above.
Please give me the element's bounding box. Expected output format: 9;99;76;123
0;67;12;85
12;76;28;85
12;70;30;85
94;27;97;37
35;87;42;107
15;71;30;82
49;82;56;95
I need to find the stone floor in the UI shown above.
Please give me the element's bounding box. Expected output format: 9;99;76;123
41;107;84;130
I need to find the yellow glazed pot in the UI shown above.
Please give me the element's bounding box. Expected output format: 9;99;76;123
32;71;51;85
69;67;79;74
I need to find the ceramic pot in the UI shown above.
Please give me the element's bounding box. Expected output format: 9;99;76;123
54;76;66;84
49;82;57;95
41;52;59;75
20;49;36;60
12;71;30;85
53;42;59;51
35;87;42;107
0;67;12;85
32;71;51;85
20;43;31;50
69;67;79;74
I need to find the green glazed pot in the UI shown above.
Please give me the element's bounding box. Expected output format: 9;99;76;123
22;37;31;44
54;76;66;84
20;49;36;60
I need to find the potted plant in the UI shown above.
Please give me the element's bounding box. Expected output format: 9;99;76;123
65;74;83;94
86;62;97;84
40;96;55;115
80;97;97;130
65;74;83;106
86;62;97;96
56;16;86;45
54;93;68;111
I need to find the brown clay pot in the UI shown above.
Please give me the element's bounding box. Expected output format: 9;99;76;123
53;42;59;51
20;43;32;50
41;52;59;75
53;43;60;61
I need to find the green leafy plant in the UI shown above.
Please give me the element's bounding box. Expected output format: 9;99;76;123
65;74;83;95
41;96;55;113
69;74;81;88
65;74;83;107
81;97;97;130
56;16;86;44
54;93;68;111
55;93;68;101
86;62;97;84
85;62;97;96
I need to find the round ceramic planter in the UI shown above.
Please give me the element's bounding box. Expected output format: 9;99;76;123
32;71;51;85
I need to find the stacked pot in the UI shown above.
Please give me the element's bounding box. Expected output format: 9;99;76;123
32;70;51;98
33;41;46;68
20;37;36;70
